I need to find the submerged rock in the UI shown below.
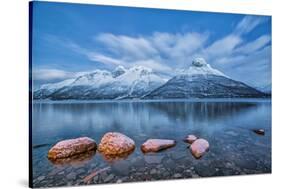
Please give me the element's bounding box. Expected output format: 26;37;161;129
183;135;198;144
141;139;176;153
83;167;110;184
253;129;265;135
144;155;164;164
98;132;135;156
190;139;209;159
111;160;130;175
48;137;97;160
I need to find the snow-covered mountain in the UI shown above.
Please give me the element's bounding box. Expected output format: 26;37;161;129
34;78;75;99
34;65;166;100
178;58;227;77
34;58;267;100
144;58;266;99
256;84;271;94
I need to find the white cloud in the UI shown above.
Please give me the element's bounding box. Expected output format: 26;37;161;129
38;16;271;88
235;16;268;35
91;32;209;71
151;32;208;58
132;59;173;74
33;69;73;81
220;45;272;87
205;35;242;57
87;53;124;65
33;69;89;82
96;33;158;60
235;35;271;54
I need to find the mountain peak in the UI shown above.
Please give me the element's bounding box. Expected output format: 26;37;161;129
112;65;127;78
182;58;227;77
192;57;208;67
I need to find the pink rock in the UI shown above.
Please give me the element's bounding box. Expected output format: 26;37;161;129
48;137;97;160
141;139;176;153
183;135;198;144
190;138;209;159
98;132;135;156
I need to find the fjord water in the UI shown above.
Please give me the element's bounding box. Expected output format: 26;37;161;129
32;99;271;187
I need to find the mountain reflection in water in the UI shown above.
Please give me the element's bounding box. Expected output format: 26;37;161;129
32;99;271;187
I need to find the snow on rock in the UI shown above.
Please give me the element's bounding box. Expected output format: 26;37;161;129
183;57;227;77
103;65;166;98
48;137;97;160
70;70;113;87
98;132;135;156
39;78;75;92
144;57;265;99
192;57;208;67
34;65;168;100
141;139;176;153
112;65;127;78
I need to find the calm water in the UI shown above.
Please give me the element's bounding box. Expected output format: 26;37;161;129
32;99;271;187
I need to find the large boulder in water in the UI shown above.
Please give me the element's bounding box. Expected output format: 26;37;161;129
141;139;176;153
190;138;209;159
48;137;97;160
98;132;135;156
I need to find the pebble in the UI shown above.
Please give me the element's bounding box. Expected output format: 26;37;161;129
173;173;182;178
104;174;115;182
150;169;157;174
144;155;164;164
76;168;85;175
112;160;130;175
66;172;76;180
37;176;45;181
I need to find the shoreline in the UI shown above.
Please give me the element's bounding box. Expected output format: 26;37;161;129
32;98;272;104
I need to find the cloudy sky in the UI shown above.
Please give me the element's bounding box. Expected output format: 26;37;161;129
32;1;271;88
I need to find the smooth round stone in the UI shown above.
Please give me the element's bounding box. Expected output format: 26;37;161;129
141;139;176;153
48;137;97;160
98;132;135;156
190;139;210;159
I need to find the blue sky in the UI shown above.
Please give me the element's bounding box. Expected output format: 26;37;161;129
32;1;271;88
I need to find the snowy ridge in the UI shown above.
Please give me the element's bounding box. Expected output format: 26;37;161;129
34;65;166;100
34;58;267;100
181;58;227;78
70;70;113;87
39;78;75;91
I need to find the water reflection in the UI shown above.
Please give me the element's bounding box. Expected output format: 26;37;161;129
99;149;135;163
32;100;271;187
49;150;95;166
32;100;268;145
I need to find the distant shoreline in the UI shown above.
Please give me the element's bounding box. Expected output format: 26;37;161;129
32;98;272;104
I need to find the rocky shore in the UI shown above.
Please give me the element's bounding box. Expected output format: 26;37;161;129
32;128;270;187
